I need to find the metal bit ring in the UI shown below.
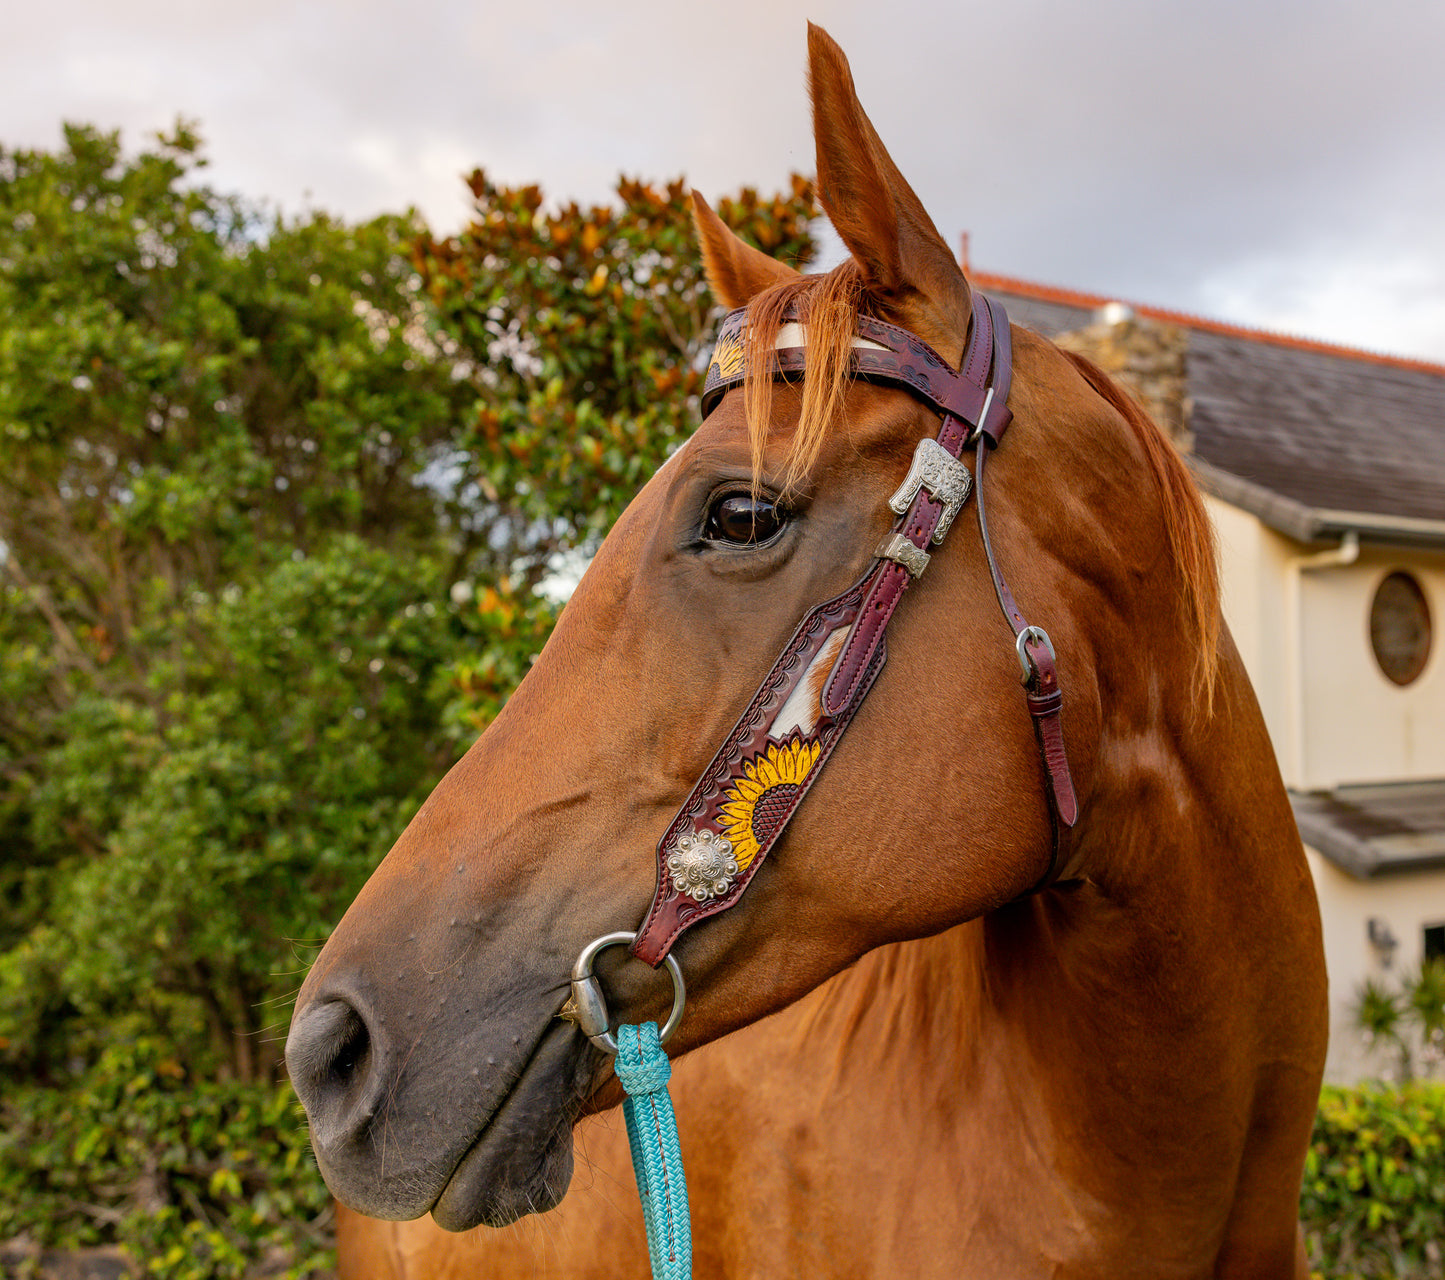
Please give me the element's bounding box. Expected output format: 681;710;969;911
567;931;686;1055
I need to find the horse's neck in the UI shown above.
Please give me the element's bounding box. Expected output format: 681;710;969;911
788;915;989;1096
785;648;1320;1123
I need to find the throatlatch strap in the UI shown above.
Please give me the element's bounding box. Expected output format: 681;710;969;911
615;1022;691;1280
973;300;1077;886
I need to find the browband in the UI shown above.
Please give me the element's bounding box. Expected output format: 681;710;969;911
631;295;1076;968
700;308;995;428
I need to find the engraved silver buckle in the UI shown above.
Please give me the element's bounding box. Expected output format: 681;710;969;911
876;532;931;578
887;438;974;544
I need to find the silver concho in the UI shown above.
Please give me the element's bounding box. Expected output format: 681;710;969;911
887;438;974;544
666;828;739;902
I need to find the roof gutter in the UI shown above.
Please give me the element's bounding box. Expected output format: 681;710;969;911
1189;458;1445;548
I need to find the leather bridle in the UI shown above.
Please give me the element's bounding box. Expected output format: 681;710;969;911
630;294;1078;968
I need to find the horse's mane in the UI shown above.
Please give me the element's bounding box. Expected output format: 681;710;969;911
1060;349;1221;711
740;271;1220;711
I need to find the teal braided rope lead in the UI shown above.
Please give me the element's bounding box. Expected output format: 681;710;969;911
614;1022;692;1280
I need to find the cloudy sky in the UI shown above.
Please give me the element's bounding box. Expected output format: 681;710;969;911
7;0;1445;361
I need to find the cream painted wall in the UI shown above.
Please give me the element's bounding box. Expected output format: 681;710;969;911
1205;496;1292;770
1205;495;1445;790
1207;494;1445;1080
1307;847;1445;1082
1299;548;1445;787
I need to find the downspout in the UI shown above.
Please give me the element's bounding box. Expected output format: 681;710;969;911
1283;532;1360;786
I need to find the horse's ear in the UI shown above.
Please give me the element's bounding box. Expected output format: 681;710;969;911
807;22;971;364
691;190;799;309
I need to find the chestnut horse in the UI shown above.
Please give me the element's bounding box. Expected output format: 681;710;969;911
288;24;1327;1279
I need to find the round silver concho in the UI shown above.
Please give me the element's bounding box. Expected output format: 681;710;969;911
666;828;739;902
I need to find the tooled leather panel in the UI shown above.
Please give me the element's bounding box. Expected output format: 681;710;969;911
631;573;886;967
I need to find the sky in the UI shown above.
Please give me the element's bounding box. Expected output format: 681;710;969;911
6;0;1445;362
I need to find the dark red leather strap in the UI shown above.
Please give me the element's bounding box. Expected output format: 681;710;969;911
971;300;1078;887
701;309;990;426
819;303;994;719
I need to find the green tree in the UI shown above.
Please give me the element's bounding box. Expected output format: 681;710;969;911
0;124;480;1083
411;171;816;594
0;120;817;1270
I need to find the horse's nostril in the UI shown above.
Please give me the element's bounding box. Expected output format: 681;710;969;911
288;999;373;1098
328;1010;370;1086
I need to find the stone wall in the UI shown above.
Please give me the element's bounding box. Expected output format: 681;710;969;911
1055;308;1192;454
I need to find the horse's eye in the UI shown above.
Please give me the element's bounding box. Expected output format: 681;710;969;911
704;493;786;546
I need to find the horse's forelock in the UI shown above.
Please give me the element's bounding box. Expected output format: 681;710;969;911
742;261;868;498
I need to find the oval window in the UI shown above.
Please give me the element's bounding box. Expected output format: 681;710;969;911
1369;571;1432;686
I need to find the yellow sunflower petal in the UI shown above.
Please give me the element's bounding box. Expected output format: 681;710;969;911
722;820;757;849
728;777;764;803
796;742;820;778
733;840;761;871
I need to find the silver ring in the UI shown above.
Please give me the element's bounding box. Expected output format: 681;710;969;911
568;931;686;1055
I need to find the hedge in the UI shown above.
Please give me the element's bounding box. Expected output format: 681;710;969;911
0;1037;331;1279
1302;1081;1445;1278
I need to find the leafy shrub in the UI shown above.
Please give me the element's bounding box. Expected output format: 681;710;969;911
1302;1082;1445;1278
0;1036;331;1278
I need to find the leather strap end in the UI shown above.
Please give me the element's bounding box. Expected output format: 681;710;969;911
1034;708;1079;828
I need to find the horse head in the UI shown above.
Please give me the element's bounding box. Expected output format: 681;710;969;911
288;26;1314;1251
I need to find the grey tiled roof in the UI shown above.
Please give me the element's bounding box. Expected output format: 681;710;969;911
978;280;1445;545
1291;781;1445;878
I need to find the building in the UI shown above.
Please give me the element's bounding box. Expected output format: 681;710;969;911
975;271;1445;1081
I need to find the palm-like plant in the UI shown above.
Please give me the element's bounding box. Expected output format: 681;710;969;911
1406;959;1445;1073
1353;977;1411;1082
1354;959;1445;1080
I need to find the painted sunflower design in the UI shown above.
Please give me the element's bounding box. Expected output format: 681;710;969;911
718;737;822;872
707;329;746;382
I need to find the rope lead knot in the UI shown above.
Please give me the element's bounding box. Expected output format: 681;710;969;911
616;1024;673;1094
